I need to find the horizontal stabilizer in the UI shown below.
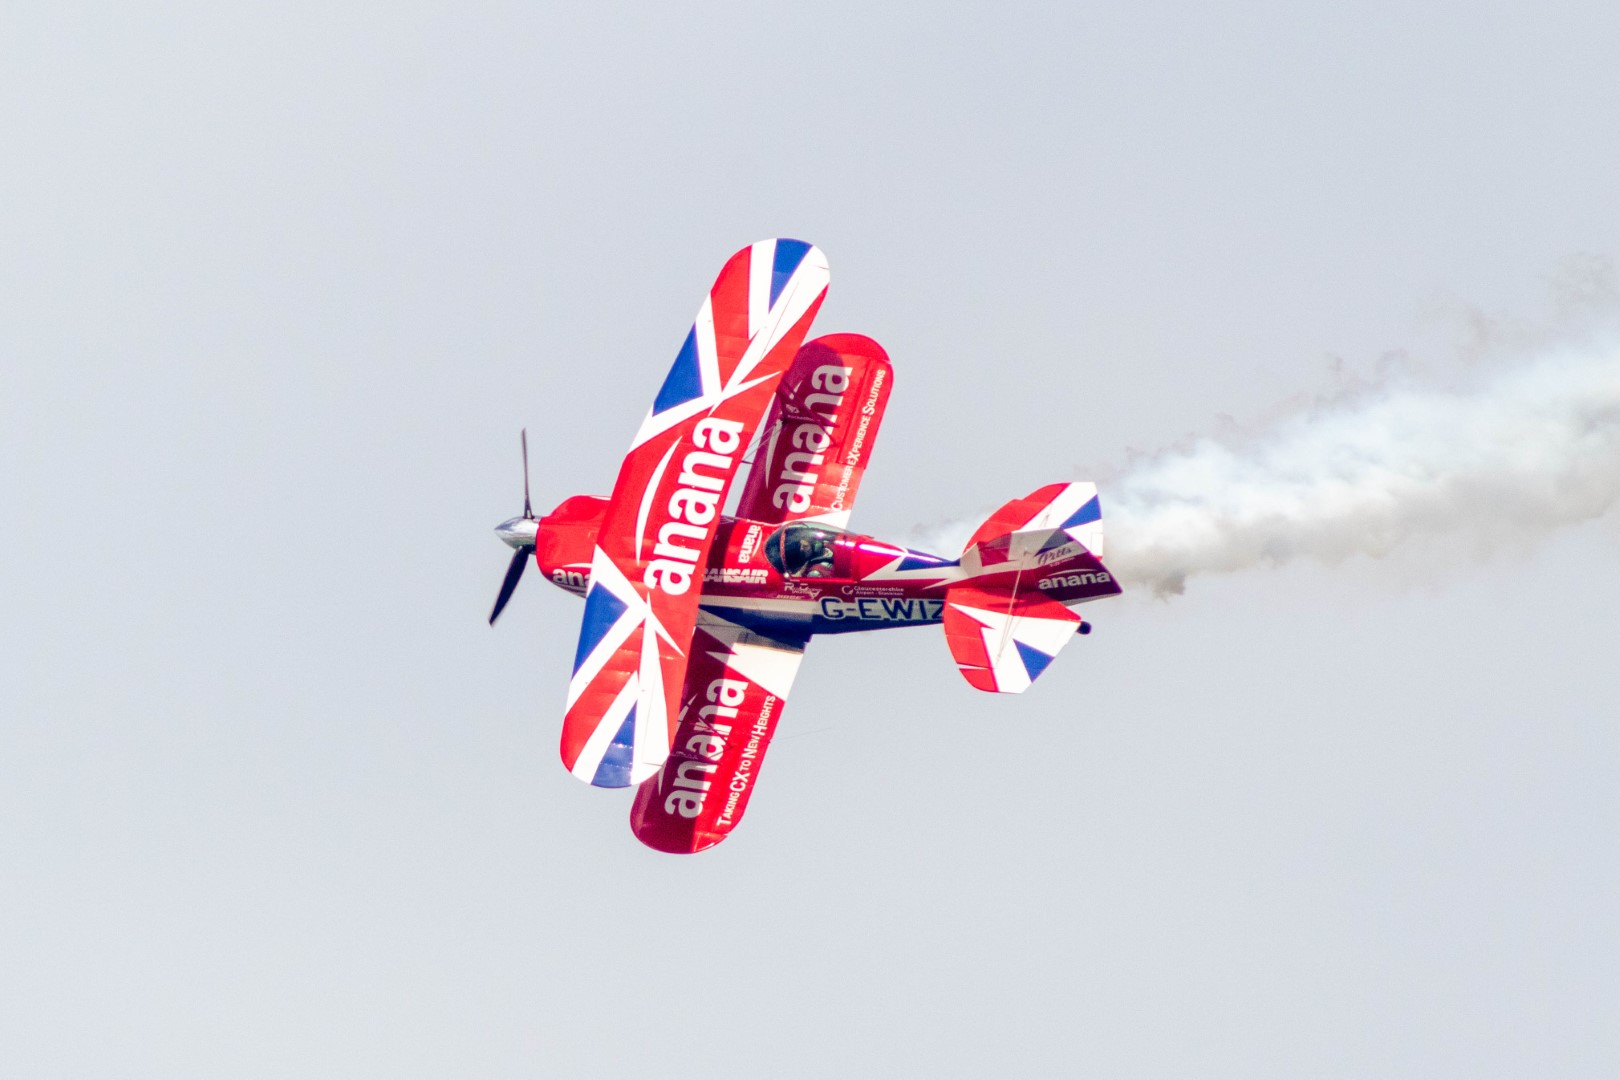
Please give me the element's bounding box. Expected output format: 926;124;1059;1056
942;584;1082;694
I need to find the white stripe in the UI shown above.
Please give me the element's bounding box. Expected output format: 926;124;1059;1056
747;239;775;340
951;600;1077;691
730;247;828;388
697;620;809;700
633;441;680;562
564;550;644;710
866;550;965;583
630;246;827;449
723;637;806;700
981;624;1033;693
1011;613;1081;656
630;387;711;450
631;622;670;782
628;299;723;450
1027;482;1097;532
695;295;721;401
801;509;853;530
570;673;639;782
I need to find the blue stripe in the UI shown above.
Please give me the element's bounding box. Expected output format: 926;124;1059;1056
1015;640;1055;682
1062;496;1101;530
701;604;813;639
1038;530;1071;553
573;584;628;673
590;707;636;788
651;327;705;415
769;239;812;309
894;551;959;572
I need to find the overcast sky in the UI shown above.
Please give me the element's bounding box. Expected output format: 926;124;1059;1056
3;3;1617;1077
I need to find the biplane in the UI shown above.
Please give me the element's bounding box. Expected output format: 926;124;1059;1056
489;239;1121;853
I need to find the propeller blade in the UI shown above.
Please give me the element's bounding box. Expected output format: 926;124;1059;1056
521;428;533;520
489;547;529;625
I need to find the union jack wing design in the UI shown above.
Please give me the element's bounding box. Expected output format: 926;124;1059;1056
942;586;1083;694
561;240;830;787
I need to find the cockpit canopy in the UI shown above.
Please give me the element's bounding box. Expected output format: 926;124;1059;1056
764;522;846;579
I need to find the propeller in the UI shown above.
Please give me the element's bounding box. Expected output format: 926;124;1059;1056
489;548;528;625
489;428;539;625
520;428;533;520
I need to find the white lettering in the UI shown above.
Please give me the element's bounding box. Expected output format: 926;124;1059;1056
672;759;716;791
664;790;704;818
653;519;706;562
693;417;744;455
644;559;694;594
668;487;719;526
1038;571;1114;590
707;677;747;708
810;365;852;393
686;734;725;761
645;422;748;594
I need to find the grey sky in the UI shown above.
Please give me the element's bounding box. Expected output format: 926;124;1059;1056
3;3;1617;1077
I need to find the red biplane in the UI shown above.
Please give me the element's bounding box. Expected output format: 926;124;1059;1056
489;240;1121;852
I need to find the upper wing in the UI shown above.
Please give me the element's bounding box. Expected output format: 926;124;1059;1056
629;616;808;853
732;333;892;529
561;240;830;787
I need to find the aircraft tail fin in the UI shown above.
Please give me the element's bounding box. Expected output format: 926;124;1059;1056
943;482;1120;694
959;481;1106;576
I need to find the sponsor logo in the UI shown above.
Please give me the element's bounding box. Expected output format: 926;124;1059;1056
659;674;780;828
1035;541;1083;566
704;567;768;585
717;694;775;828
550;567;589;592
830;367;885;511
643;417;746;596
817;597;945;622
661;676;744;819
1038;570;1113;590
771;363;853;515
737;523;764;566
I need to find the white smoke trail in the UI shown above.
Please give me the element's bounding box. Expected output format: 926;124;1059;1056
1107;341;1620;596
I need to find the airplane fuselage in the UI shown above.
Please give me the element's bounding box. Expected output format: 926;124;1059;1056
532;495;1118;640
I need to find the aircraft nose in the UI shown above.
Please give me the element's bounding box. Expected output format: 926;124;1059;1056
495;516;538;550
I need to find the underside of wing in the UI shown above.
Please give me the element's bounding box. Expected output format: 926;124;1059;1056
562;240;830;787
629;616;808;853
732;333;892;530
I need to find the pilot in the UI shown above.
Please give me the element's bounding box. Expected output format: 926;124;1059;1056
794;532;834;577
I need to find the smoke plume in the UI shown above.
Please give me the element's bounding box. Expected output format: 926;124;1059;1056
1108;341;1620;596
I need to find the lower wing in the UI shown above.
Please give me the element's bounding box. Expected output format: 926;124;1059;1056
629;616;808;853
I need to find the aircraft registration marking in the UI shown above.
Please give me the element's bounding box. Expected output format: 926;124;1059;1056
816;597;944;622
